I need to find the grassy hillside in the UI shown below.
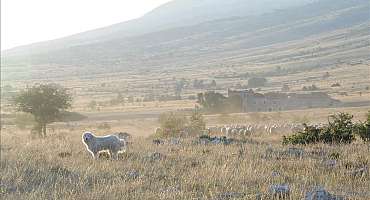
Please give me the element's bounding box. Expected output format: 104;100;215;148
2;0;369;81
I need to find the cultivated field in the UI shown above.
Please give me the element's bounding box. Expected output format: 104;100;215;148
1;107;369;199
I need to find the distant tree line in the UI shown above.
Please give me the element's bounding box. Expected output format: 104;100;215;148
197;91;242;113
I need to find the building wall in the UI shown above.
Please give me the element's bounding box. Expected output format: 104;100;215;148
229;89;341;112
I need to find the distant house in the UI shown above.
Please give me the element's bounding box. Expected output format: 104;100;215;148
228;89;341;112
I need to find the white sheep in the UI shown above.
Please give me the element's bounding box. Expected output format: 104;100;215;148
82;131;127;160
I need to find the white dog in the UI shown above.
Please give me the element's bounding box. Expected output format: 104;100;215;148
82;131;127;160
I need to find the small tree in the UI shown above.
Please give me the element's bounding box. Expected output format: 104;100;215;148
322;113;355;144
158;112;188;137
355;111;370;142
13;83;72;137
197;91;227;112
210;80;217;88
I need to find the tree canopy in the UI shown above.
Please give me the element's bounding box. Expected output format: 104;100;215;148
13;83;72;136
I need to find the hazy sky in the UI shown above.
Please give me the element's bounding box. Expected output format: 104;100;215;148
1;0;172;50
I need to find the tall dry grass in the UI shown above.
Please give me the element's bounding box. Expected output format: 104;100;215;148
1;125;369;200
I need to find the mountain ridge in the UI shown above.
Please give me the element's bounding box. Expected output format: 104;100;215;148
2;0;316;57
2;0;369;81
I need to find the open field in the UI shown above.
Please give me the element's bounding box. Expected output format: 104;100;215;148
1;33;369;199
1;0;370;199
1;107;370;199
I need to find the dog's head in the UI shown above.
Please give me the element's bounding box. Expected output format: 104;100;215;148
82;131;94;143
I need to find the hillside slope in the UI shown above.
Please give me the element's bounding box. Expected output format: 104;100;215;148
2;0;314;58
2;0;369;80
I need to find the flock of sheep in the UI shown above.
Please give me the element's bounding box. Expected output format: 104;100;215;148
207;123;306;136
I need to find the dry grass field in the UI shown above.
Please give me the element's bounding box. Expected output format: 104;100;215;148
1;107;369;200
1;55;369;199
1;1;370;199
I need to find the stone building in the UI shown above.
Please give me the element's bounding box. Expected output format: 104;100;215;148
228;89;341;112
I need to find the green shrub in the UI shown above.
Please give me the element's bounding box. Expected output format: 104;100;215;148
354;111;370;142
282;124;320;145
158;112;188;137
283;113;357;145
321;113;355;144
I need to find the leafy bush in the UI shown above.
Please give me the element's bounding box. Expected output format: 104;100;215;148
158;112;188;137
282;124;321;145
321;113;355;144
283;113;357;145
197;91;227;112
354;111;370;142
197;91;243;113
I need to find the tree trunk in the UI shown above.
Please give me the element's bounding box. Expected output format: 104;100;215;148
42;124;47;137
35;123;43;137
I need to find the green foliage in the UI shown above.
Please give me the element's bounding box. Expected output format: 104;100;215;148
197;91;243;113
283;123;321;145
188;109;206;135
283;113;357;145
158;112;188;137
13;83;72;136
322;113;355;144
197;91;227;112
354;111;370;142
248;77;267;88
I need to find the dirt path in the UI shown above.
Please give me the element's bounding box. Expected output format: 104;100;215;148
81;110;168;121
